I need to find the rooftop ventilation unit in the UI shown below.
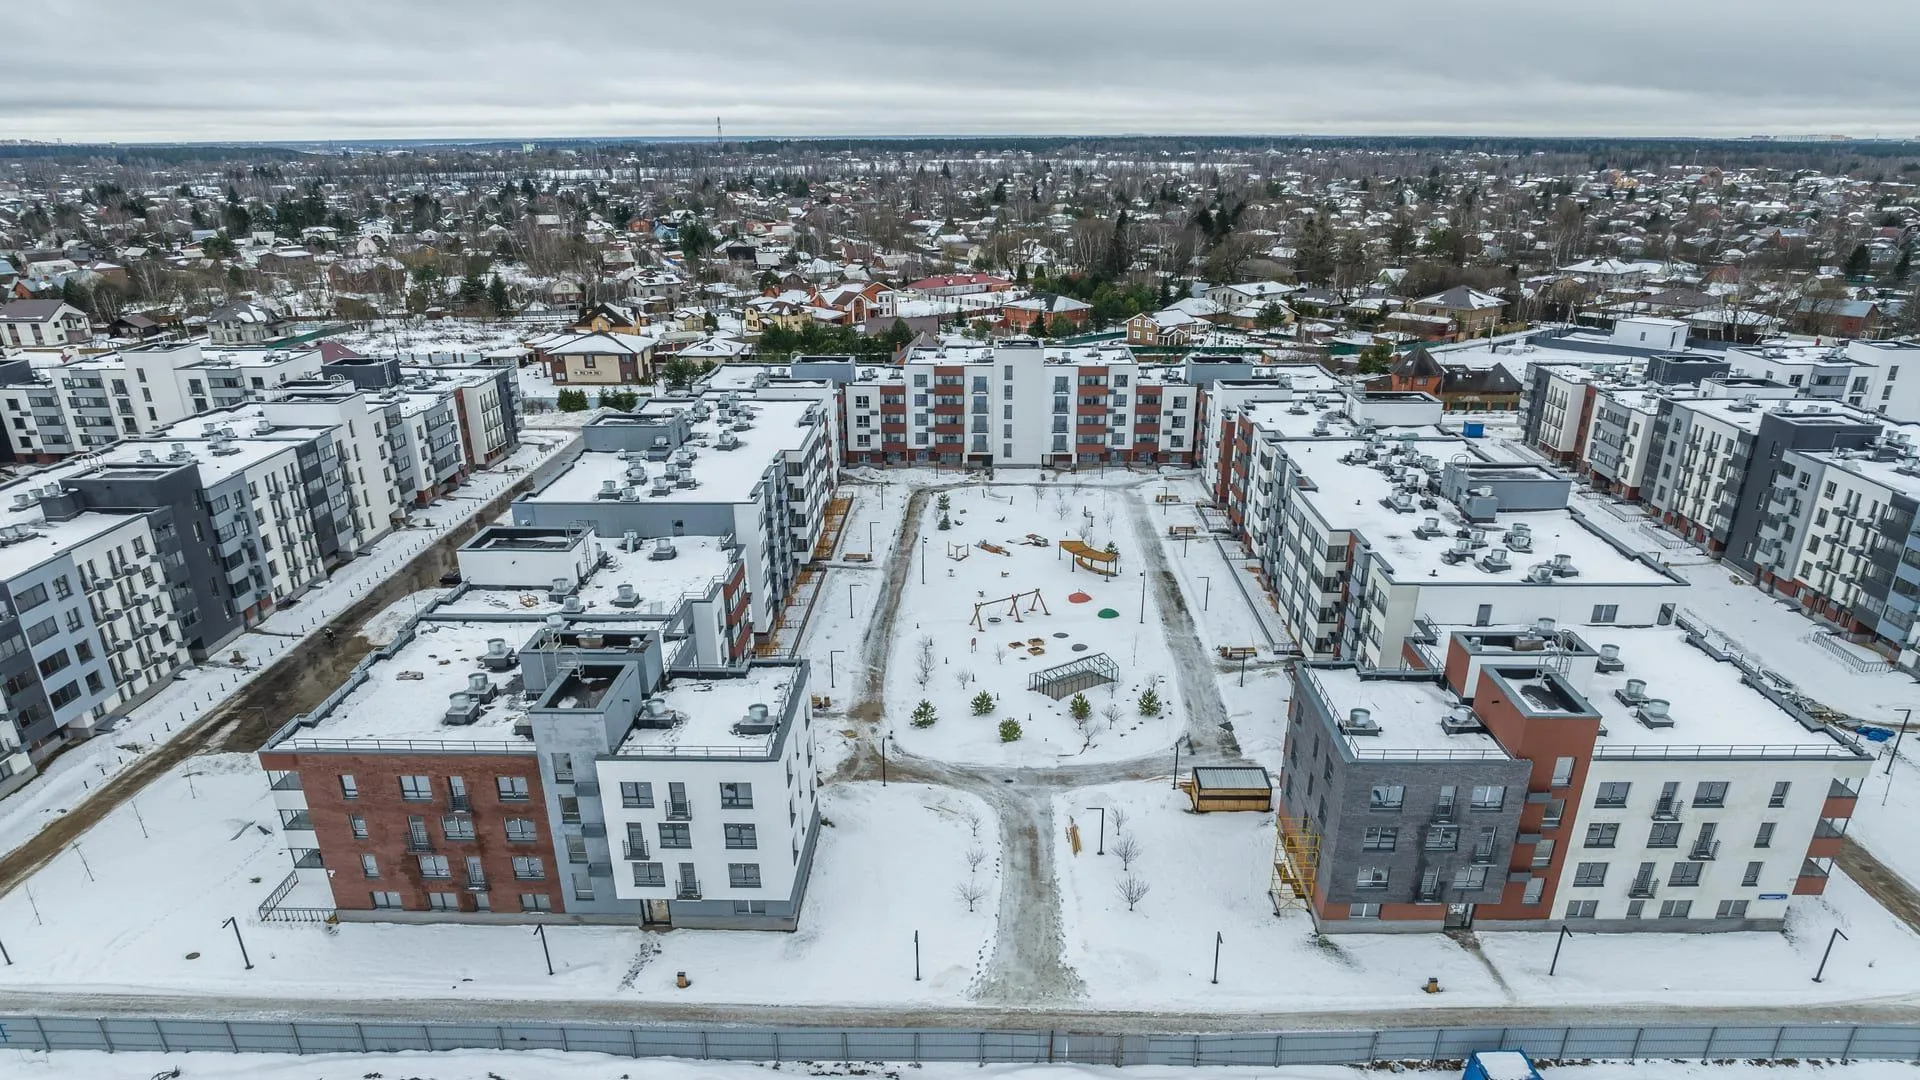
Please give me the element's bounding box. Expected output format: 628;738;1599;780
1414;516;1447;540
1439;705;1484;735
1596;643;1624;673
1636;698;1674;728
650;476;672;497
8;493;30;511
1340;707;1380;735
1505;523;1533;552
662;463;679;482
732;702;777;737
547;577;572;603
1526;564;1555;584
481;638;518;671
637;695;680;730
624;462;647;483
135;447;159;464
596;479;622;500
1477;547;1511;573
715;431;741;451
611;583;640;608
168;442;193;462
561;595;584;614
1382;492;1415;513
650;537;678;561
675;469;698;489
1288;403;1309;415
622;529;641;552
1535;617;1557;637
1441;537;1475;565
1311;420;1331;437
1614;678;1649;706
1550;553;1580;578
619;485;640;502
674;448;696;467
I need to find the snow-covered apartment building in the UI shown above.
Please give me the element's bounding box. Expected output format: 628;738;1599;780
1207;387;1687;662
258;520;818;929
1279;619;1871;933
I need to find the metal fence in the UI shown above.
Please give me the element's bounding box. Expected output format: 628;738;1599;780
4;1017;1920;1066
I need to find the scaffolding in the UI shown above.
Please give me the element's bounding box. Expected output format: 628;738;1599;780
812;496;853;560
1027;652;1119;699
1269;814;1319;915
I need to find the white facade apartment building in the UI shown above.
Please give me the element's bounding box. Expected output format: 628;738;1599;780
1581;385;1665;500
0;342;322;463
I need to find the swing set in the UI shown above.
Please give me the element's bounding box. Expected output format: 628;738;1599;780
970;588;1050;631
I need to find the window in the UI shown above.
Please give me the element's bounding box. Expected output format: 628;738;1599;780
512;856;546;881
620;781;654;808
565;836;588;863
1348;903;1381;919
14;583;48;611
1769;781;1790;808
418;855;450;879
48;681;80;708
558;796;581;825
520;893;553;913
497;776;530;802
1362;826;1397;851
1425;825;1458;851
632;862;666;888
24;617;57;645
1744;861;1764;887
724;823;758;849
1532;837;1555;869
1469;785;1506;811
1755;822;1775;848
728;863;762;889
1584;823;1619;848
1716;899;1749;919
1573;862;1608;887
1668;862;1704;887
1590;604;1619;624
572;873;595;901
349;816;368;840
443;816;474;841
339;775;359;800
1368;784;1404;810
1693;781;1728;808
360;854;379;878
1452;866;1489;890
505;818;538;842
659;823;692;848
428;892;459;912
1551;757;1575;787
1522;877;1546;905
1659;899;1693;919
399;775;432;801
1565;900;1598;918
370;891;403;910
1356;867;1389;889
1649;822;1681;848
720;782;754;809
1594;782;1631;807
38;651;71;678
550;753;573;783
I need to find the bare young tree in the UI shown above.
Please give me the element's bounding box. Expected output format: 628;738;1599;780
1116;873;1151;912
1053;491;1070;522
1100;701;1123;732
954;668;974;692
956;878;988;913
964;846;987;875
915;634;937;689
962;807;983;840
1108;807;1128;835
1111;833;1142;872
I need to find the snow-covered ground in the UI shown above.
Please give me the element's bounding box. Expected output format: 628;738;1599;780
886;483;1183;766
11;1048;1920;1080
1052;779;1920;1013
0;765;998;1008
0;435;574;861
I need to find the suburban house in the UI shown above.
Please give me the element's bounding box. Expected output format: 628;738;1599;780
206;301;288;345
1410;286;1508;336
0;300;90;348
537;332;657;385
1374;347;1524;411
1001;294;1091;334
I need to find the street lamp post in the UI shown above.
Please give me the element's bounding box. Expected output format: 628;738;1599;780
848;582;862;618
914;929;921;981
1172;735;1191;789
1086;806;1106;854
1198;575;1210;612
880;733;891;787
1138;571;1147;624
1211;931;1223;984
1813;927;1848;982
534;923;554;976
920;537;927;585
1548;924;1574;976
1887;707;1912;775
1239;652;1249;687
828;649;843;689
868;520;876;555
221;915;253;971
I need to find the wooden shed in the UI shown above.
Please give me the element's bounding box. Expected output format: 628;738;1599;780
1181;766;1274;813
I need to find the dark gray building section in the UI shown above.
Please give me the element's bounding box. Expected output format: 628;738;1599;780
0;582;57;751
323;355;403;390
1439;461;1571;521
1724;409;1882;575
1644;354;1732;385
1283;666;1529;930
58;461;244;656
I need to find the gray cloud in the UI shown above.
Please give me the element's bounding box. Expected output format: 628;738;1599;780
4;1;1917;141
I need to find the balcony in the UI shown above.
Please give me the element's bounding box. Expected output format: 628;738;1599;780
268;772;303;792
676;878;702;901
1652;797;1682;821
448;793;471;812
1629;877;1658;899
1689;839;1721;861
405;837;435;853
666;801;693;821
623;841;651;860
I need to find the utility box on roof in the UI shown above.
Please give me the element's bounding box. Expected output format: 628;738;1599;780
1465;1050;1543;1080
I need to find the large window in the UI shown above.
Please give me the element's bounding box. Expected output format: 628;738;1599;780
1594;782;1631;807
659;823;692;849
496;776;530;802
1362;827;1397;851
632;862;666;888
512;856;546;881
1573;862;1608;887
720;783;754;809
1368;784;1404;810
1669;862;1704;887
620;781;654;808
1648;822;1681;848
724;823;758;849
1693;781;1729;808
399;775;432;801
1584;823;1619;849
504;818;538;842
1469;785;1506;811
1355;866;1389;889
728;863;762;889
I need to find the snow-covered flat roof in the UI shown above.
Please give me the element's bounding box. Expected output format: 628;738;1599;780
1303;666;1510;760
615;665;799;758
1243;404;1448;440
1584;626;1856;756
294;619;548;744
533;400;816;506
439;537;733;619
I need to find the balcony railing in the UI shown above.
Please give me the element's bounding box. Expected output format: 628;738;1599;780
1629;877;1658;899
449;793;471;812
623;841;650;860
1690;839;1721;861
464;876;488;892
677;878;702;900
405;837;435;853
666;801;693;821
1652;798;1682;821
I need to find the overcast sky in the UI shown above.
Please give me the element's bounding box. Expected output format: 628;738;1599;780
7;1;1918;143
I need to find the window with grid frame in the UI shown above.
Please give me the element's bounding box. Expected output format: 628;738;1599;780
399;774;433;801
511;856;545;881
1573;861;1608;887
1716;899;1750;919
504;818;538;842
632;861;666;888
724;823;758;849
620;781;654;808
728;862;762;889
1584;822;1619;848
1565;900;1598;918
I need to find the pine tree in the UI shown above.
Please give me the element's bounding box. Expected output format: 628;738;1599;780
1138;685;1163;717
486;274;512;316
998;718;1022;742
971;690;995;716
1069;692;1092;720
911;700;938;728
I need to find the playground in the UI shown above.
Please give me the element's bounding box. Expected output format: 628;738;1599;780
885;484;1186;766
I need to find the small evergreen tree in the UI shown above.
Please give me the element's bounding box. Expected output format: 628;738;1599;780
1138;685;1163;717
938;513;952;531
911;699;938;728
971;690;995;716
1069;692;1092;720
936;493;951;512
998;718;1022;742
556;389;589;412
486;274;512;316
